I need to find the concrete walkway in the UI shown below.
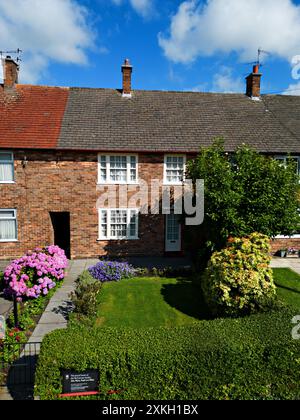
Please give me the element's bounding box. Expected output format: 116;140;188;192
270;257;300;275
28;259;99;347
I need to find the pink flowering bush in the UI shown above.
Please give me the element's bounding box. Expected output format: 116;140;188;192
3;246;68;302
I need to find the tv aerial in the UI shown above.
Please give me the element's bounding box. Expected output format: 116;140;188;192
244;48;271;71
0;48;23;62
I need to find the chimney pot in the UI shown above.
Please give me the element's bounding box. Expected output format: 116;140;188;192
246;65;262;99
121;58;133;97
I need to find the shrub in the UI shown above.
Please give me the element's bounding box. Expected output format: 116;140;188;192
3;245;68;302
202;233;276;316
35;308;300;400
88;261;135;283
134;266;193;278
70;271;102;317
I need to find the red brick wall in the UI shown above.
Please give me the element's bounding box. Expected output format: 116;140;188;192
0;150;296;261
271;238;300;256
0;151;167;260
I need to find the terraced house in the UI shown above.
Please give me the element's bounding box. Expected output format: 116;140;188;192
0;56;300;260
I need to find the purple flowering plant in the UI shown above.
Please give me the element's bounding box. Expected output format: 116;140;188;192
88;261;135;282
3;245;68;302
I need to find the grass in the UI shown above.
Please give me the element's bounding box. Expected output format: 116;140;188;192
96;277;210;328
273;268;300;309
94;269;300;329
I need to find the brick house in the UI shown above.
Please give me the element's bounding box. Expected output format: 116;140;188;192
0;57;300;260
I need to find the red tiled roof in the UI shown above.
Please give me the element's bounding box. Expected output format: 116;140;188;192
0;85;69;149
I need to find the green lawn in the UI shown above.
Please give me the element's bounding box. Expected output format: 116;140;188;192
95;269;300;328
37;270;300;400
96;277;210;328
273;268;300;309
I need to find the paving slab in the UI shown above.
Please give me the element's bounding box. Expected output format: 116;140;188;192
0;387;13;400
38;311;70;324
44;299;74;314
271;257;300;275
0;296;12;318
31;323;67;338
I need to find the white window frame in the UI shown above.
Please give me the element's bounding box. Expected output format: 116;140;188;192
98;208;139;240
0;151;15;184
0;209;18;242
274;155;300;175
98;154;139;185
163;154;186;185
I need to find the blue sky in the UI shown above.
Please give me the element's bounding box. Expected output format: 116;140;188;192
1;0;300;95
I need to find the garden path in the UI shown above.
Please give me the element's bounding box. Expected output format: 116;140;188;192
28;259;99;347
270;257;300;275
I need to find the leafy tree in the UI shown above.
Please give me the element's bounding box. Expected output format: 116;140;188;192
187;139;300;257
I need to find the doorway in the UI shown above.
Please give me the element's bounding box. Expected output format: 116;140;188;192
50;212;71;259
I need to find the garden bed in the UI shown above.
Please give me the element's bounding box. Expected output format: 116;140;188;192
35;267;300;400
0;246;68;386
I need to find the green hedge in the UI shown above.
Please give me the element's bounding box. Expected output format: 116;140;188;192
35;308;300;400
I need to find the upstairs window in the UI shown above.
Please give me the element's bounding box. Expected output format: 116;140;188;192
0;210;17;241
0;152;14;183
164;155;186;184
98;155;138;184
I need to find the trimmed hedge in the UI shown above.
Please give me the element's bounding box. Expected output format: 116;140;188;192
35;308;300;400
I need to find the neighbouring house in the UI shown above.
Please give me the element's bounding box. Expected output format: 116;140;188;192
0;57;300;260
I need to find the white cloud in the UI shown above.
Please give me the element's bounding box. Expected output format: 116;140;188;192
0;0;95;84
159;0;300;64
111;0;154;18
130;0;153;17
212;66;244;93
189;66;243;93
282;82;300;95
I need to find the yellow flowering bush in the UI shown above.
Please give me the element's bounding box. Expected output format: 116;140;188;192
202;233;276;316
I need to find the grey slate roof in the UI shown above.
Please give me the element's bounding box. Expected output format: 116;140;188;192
58;88;300;154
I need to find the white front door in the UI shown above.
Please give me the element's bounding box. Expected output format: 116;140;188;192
165;214;181;252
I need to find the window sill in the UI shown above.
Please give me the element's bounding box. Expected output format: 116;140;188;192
0;181;15;185
0;239;18;243
163;182;185;187
97;237;139;241
97;182;139;186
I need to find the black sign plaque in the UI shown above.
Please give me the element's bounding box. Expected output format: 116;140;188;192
61;370;99;396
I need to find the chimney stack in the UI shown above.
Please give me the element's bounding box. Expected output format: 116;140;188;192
246;65;262;99
122;58;133;97
2;56;19;90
